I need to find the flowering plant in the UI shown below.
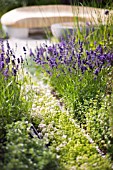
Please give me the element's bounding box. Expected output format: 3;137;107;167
0;39;33;165
30;35;113;156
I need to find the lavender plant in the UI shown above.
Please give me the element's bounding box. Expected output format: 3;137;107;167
31;36;112;101
0;39;33;167
0;39;29;125
30;36;113;156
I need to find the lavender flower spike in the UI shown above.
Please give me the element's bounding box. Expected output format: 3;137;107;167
104;10;109;15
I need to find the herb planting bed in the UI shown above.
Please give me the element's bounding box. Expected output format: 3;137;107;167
21;58;113;169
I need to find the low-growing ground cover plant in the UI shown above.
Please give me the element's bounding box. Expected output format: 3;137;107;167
3;120;58;170
24;72;112;169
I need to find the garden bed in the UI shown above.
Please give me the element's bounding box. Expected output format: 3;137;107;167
4;65;113;170
1;2;113;169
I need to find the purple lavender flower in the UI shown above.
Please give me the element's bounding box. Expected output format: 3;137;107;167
0;39;23;79
17;58;20;64
46;70;52;76
12;67;17;76
23;46;27;55
86;50;89;55
1;53;4;61
23;47;26;51
48;46;53;54
5;57;10;64
69;55;73;61
96;44;103;54
80;65;87;74
58;56;62;60
6;40;10;49
1;44;4;53
20;56;24;63
88;63;94;70
68;67;72;73
30;49;34;57
13;55;15;59
0;61;4;70
16;65;19;70
104;10;109;15
94;68;100;76
12;60;15;65
99;55;105;62
31;34;113;79
3;68;9;77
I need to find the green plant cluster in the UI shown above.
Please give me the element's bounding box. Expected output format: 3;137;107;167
47;63;113;155
0;74;26;161
3;120;58;170
0;41;57;169
21;0;113;164
0;51;32;167
45;46;113;157
30;12;113;159
25;75;112;169
1;46;113;169
85;96;113;153
2;64;112;169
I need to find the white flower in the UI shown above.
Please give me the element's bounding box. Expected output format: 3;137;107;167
56;155;60;159
56;147;60;151
62;135;67;139
38;123;46;129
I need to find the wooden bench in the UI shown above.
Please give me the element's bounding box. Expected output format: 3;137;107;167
1;5;109;38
